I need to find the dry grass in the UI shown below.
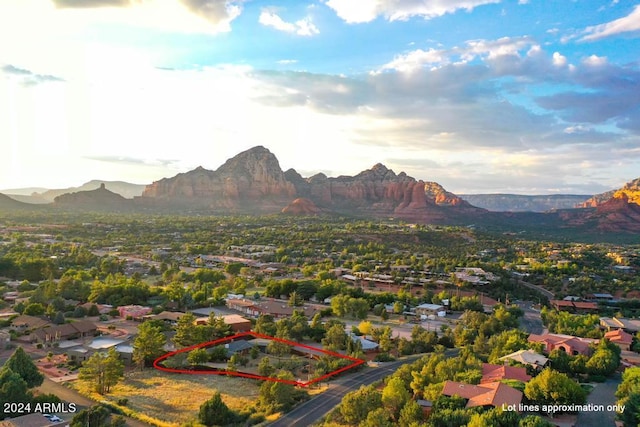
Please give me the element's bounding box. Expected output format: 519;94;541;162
74;369;260;426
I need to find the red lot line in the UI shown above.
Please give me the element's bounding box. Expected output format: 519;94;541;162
153;331;366;387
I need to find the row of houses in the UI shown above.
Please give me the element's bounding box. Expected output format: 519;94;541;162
226;298;324;319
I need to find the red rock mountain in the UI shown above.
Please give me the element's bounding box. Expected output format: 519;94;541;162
560;178;640;232
140;146;482;221
578;178;640;208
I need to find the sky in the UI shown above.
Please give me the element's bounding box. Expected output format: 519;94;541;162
1;0;639;195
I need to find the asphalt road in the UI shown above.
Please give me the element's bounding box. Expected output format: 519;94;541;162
519;306;544;334
268;354;428;427
517;280;554;300
36;378;152;427
575;376;622;427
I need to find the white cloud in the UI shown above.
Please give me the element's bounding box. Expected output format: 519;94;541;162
378;36;534;73
325;0;500;24
581;4;640;41
582;54;608;66
259;11;319;36
552;52;567;67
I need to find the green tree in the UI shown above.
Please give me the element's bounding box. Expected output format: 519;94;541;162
618;392;640;427
78;347;124;394
0;368;32;417
5;346;44;388
258;372;307;414
198;392;235;426
340;385;382;425
70;404;111;427
322;323;347;351
258;357;275;377
524;368;586;407
187;348;210;365
255;314;277;336
133;322;167;369
173;312;199;348
519;415;556;427
398;399;424;427
23;302;46;316
382;376;410;420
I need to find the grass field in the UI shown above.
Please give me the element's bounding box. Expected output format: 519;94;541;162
75;369;261;426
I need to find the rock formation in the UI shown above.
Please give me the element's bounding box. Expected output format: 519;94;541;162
578;178;640;208
141;146;296;211
281;198;322;215
53;183;130;211
139;146;483;221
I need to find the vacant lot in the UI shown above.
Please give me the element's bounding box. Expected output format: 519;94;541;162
76;369;261;426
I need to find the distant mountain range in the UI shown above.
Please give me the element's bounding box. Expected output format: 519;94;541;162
459;194;592;212
2;180;146;204
1;146;639;234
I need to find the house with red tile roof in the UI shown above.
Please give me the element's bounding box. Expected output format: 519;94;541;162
550;299;598;313
604;329;633;351
528;333;597;356
481;363;531;383
441;381;523;410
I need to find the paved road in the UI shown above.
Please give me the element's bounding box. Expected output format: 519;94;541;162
519;307;544;334
268;354;432;427
517;280;554;300
37;378;152;427
575;376;621;427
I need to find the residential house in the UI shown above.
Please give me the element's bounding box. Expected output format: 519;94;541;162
117;305;152;320
498;349;548;370
194;314;252;333
600;317;640;334
604;329;633;351
528;333;597;356
10;315;50;332
227;299;322;319
30;320;97;345
414;304;446;317
481;363;531;384
550;300;598;313
441;381;523;410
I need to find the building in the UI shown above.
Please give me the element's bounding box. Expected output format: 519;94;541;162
117;305;152;320
600;317;640;334
414;304;446;317
481;363;531;384
29;320;97;346
226;299;322;319
441;381;523;410
10;315;50;332
528;333;597;356
604;329;633;351
549;300;598;313
498;349;548;370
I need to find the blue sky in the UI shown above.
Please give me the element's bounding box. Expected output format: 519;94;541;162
1;0;639;195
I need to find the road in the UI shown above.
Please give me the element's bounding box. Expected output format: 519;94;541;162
517;280;554;300
575;376;621;427
37;378;152;427
519;306;544;334
268;352;441;427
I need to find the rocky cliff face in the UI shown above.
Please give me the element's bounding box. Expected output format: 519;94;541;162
141;146;296;211
578;178;640;208
139;146;481;221
561;178;640;232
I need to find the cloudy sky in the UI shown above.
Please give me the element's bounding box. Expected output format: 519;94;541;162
1;0;639;195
